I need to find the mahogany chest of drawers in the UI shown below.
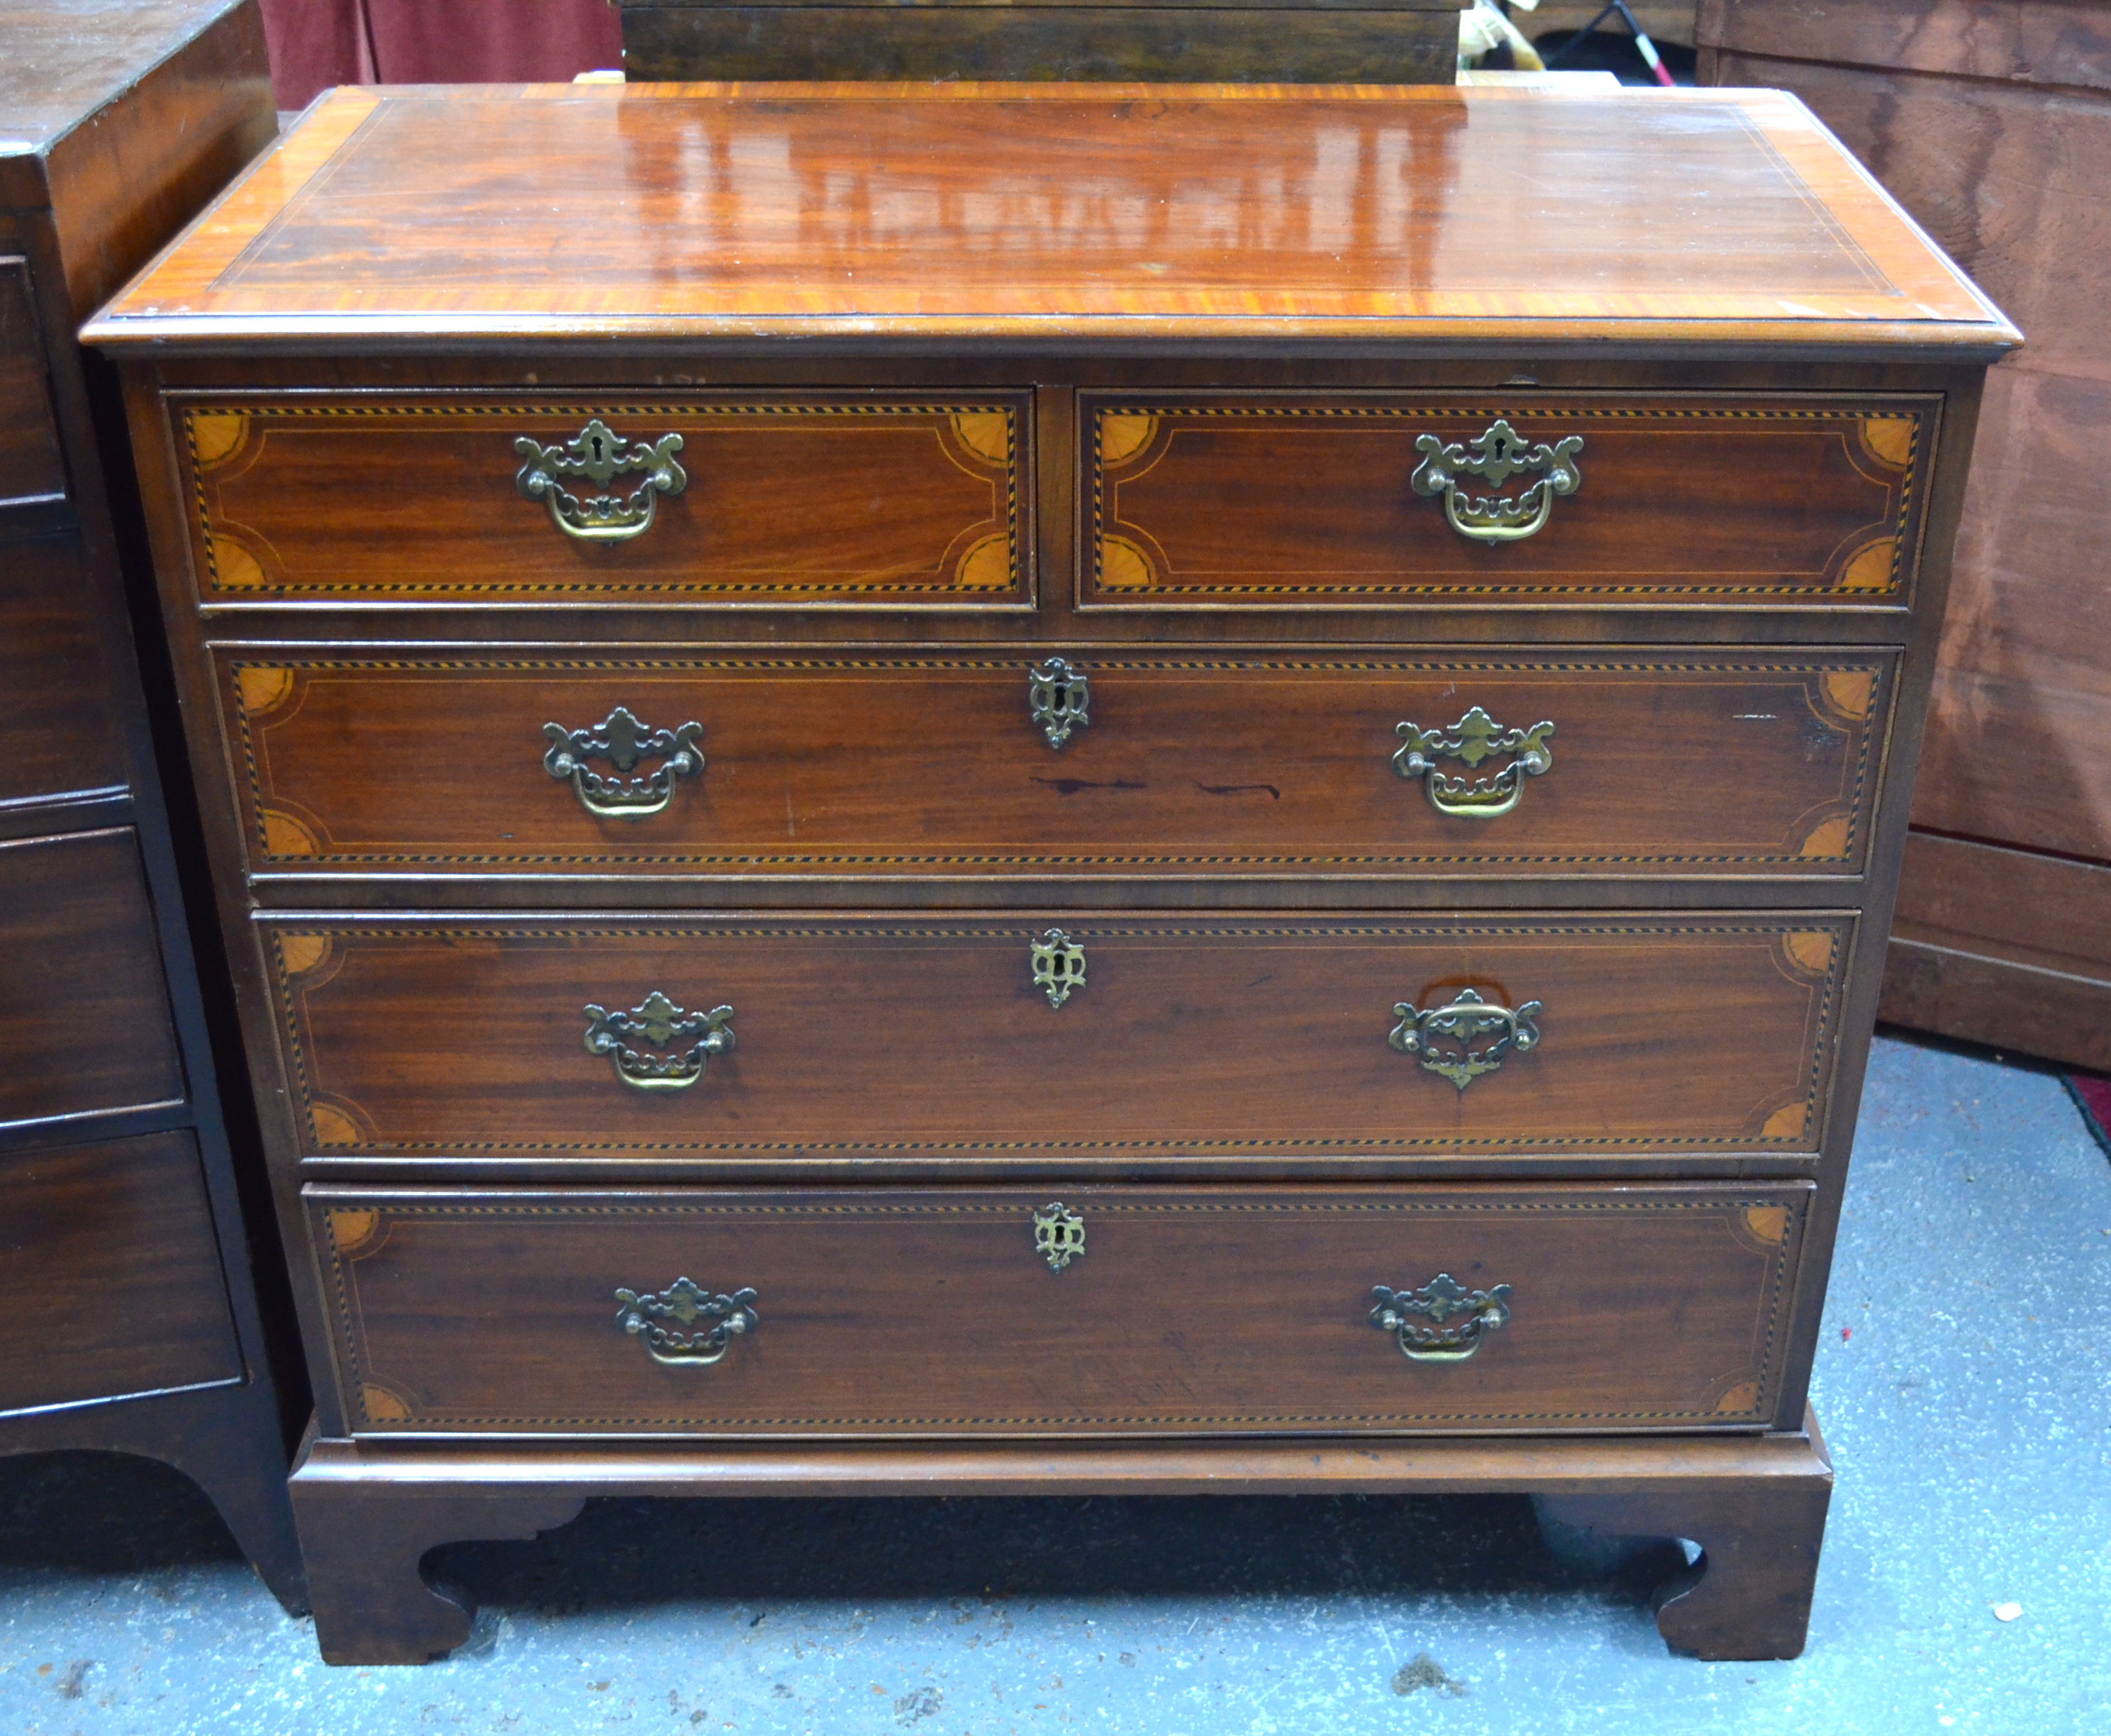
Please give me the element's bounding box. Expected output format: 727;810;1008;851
86;80;2017;1663
0;0;302;1610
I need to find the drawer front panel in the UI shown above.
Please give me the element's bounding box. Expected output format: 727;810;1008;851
1084;395;1933;608
0;533;130;807
0;256;68;512
0;829;183;1128
267;914;1849;1160
226;650;1895;878
175;395;1028;605
0;1131;243;1416
311;1183;1810;1437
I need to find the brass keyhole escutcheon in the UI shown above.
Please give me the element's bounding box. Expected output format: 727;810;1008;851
1033;1203;1086;1271
1031;929;1087;1008
1028;657;1090;750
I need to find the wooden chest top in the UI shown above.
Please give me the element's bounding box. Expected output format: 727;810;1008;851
86;82;2017;355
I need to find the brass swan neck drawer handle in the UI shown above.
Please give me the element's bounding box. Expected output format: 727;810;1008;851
1028;657;1090;750
1389;988;1541;1091
1371;1274;1512;1362
615;1277;757;1366
1393;706;1553;820
1410;418;1583;543
544;705;704;820
514;418;687;542
584;991;734;1091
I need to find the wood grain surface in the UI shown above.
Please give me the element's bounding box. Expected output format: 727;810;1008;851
0;257;67;508
309;1181;1809;1435
262;913;1851;1160
0;1130;243;1415
82;84;2015;352
0;533;130;808
618;6;1464;85
1086;395;1932;606
1700;4;2110;1066
222;650;1895;878
0;828;184;1128
177;396;1027;605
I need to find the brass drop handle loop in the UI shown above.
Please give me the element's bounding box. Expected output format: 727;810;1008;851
1388;988;1541;1091
1370;1274;1512;1362
543;705;704;820
583;991;734;1091
515;418;687;542
1393;706;1554;820
614;1277;757;1367
1410;419;1582;544
1028;657;1090;750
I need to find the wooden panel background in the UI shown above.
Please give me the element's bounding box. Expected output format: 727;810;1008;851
1699;0;2111;1065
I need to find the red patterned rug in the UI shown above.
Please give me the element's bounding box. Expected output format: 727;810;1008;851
2068;1075;2111;1160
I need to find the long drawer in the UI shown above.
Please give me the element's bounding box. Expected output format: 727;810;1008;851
1083;393;1934;609
311;1182;1810;1437
264;913;1850;1161
223;650;1895;879
1;1132;243;1417
172;394;1028;606
0;828;184;1130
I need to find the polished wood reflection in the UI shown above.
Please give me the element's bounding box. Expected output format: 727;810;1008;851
87;83;2015;349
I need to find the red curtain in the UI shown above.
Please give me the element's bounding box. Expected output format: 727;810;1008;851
260;0;624;111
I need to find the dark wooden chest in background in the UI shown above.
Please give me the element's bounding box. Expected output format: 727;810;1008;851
1700;0;2111;1070
0;0;302;1606
615;0;1470;82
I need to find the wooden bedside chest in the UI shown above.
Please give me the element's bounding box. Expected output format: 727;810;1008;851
85;80;2016;1664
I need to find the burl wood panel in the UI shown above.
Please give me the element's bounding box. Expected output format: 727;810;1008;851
264;915;1850;1160
1086;396;1932;608
311;1183;1808;1435
0;257;67;508
0;533;130;807
83;86;2012;350
0;1130;243;1415
0;829;184;1128
619;7;1464;86
225;651;1896;877
175;396;1025;605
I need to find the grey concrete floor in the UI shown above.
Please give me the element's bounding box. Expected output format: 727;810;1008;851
3;1031;2107;1735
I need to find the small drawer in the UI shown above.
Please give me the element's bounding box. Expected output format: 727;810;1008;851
0;1131;242;1417
173;393;1029;606
0;256;69;512
223;648;1895;879
0;829;183;1129
310;1181;1811;1437
1082;393;1934;610
265;911;1849;1165
0;533;130;807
